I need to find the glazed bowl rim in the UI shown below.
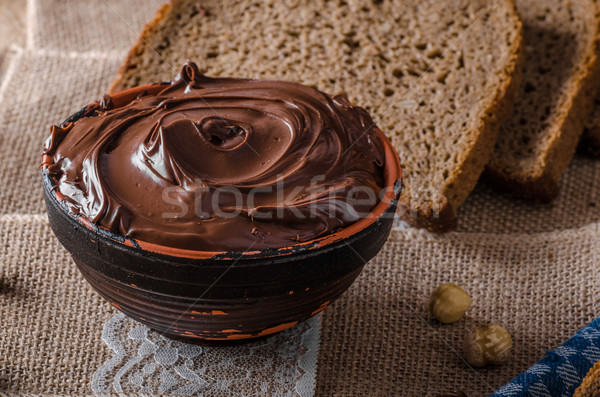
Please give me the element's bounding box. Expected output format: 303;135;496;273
41;82;403;260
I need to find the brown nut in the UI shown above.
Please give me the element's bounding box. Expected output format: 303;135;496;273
464;324;512;367
427;283;471;324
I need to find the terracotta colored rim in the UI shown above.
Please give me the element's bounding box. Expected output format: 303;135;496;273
43;82;403;260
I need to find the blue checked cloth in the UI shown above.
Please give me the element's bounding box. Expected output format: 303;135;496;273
492;317;600;397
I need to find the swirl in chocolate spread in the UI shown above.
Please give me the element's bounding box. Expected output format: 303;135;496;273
43;61;385;251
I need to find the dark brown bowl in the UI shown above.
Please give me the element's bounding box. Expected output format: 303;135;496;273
41;82;402;343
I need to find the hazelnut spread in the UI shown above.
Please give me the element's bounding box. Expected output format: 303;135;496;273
43;62;385;251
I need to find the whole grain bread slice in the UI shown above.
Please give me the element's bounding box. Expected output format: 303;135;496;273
110;0;523;232
485;0;600;202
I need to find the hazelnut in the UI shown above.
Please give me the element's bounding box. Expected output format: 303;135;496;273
464;324;512;367
427;283;471;324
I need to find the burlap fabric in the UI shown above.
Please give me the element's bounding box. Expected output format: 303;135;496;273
1;1;599;395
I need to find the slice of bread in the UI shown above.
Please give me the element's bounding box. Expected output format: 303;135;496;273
485;0;600;202
110;0;523;232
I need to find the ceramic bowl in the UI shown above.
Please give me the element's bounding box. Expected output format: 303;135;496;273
41;82;402;343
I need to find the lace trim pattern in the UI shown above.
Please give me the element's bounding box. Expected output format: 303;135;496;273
92;313;321;396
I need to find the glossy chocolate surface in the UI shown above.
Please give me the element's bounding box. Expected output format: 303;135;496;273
42;74;402;343
43;62;385;251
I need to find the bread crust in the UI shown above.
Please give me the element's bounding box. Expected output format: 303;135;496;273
485;0;600;202
485;165;558;202
398;196;458;233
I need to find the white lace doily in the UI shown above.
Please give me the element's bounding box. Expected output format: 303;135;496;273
92;313;320;396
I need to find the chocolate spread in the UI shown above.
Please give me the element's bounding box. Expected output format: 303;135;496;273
43;62;385;251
